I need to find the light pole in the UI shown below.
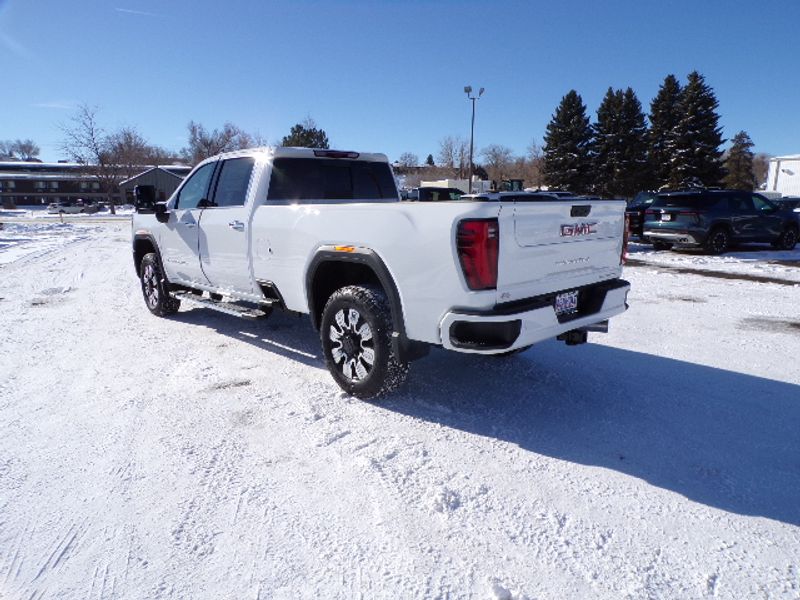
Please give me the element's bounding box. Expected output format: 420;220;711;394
464;85;484;193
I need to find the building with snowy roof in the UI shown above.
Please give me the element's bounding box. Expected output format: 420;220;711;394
0;161;191;208
118;166;192;205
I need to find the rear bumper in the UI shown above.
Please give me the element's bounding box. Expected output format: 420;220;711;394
439;279;630;354
644;228;705;246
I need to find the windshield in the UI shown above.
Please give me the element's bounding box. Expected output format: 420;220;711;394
629;192;657;208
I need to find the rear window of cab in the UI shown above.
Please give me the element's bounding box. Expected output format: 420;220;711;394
266;158;397;202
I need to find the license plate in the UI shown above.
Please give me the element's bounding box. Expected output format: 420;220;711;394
555;290;579;315
661;213;672;221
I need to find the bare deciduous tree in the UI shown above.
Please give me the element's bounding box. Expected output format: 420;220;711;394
397;152;419;168
61;104;169;214
181;121;261;165
61;104;126;214
437;136;469;177
480;144;514;184
752;152;771;189
0;139;41;161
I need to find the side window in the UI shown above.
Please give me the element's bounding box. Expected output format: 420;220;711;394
752;194;773;212
175;162;216;209
210;158;255;208
729;194;754;212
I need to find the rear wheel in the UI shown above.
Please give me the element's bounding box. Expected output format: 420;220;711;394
140;253;180;317
320;285;408;399
652;241;673;251
704;227;730;254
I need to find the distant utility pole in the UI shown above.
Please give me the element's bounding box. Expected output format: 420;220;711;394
464;85;484;193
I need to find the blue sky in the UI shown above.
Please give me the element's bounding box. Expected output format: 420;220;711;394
1;0;798;163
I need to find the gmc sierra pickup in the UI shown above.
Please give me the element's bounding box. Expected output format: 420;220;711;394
132;147;630;398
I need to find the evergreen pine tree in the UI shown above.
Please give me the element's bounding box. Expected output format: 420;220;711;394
591;88;649;198
543;90;592;193
648;74;682;188
723;131;756;191
280;118;330;148
670;71;725;188
616;87;650;197
591;87;625;198
425;154;435;166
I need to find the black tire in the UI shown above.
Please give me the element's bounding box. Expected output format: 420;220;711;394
652;241;673;251
320;285;408;399
704;227;730;255
775;227;798;251
139;252;180;317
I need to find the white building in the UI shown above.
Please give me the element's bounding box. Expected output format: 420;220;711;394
766;155;800;196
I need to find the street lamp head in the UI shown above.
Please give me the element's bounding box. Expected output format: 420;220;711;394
464;85;472;95
479;87;485;97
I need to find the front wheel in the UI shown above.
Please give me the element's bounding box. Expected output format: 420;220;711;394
775;227;798;250
140;252;180;317
320;285;408;399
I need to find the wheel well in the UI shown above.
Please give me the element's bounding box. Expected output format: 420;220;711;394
133;237;156;276
309;261;382;330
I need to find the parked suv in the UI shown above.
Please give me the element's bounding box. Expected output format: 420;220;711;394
643;189;799;253
625;191;658;239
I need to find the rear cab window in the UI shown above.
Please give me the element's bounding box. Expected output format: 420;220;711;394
266;158;398;203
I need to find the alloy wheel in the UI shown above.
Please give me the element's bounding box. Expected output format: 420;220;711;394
142;263;160;309
328;308;375;381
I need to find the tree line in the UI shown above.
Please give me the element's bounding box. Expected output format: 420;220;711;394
542;71;759;196
399;71;766;196
53;106;329;213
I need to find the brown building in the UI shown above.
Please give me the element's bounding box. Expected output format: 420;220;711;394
0;161;191;208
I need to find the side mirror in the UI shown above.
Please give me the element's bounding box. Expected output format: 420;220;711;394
134;185;157;213
154;202;170;223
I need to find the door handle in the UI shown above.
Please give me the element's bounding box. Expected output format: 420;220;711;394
180;221;196;228
228;220;245;231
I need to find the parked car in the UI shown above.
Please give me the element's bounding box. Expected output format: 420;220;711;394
773;196;800;212
414;187;465;201
75;199;99;214
132;147;630;398
625;191;658;239
47;201;82;214
643;189;799;253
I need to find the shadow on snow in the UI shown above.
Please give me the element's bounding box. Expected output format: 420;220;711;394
174;307;800;526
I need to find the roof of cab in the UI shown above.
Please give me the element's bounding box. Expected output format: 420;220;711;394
207;146;389;164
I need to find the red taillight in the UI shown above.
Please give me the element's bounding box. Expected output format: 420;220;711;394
456;219;499;290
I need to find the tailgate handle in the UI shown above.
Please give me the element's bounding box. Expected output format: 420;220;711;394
571;205;591;217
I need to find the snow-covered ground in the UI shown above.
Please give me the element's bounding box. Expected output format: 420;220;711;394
629;241;800;284
0;223;798;599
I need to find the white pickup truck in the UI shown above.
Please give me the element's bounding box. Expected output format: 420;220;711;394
132;147;630;398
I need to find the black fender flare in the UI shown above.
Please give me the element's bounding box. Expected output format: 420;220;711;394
306;248;428;362
132;232;166;278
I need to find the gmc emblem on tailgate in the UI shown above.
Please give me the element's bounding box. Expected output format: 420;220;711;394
560;222;598;237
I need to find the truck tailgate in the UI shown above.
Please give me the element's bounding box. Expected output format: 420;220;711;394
496;199;625;303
